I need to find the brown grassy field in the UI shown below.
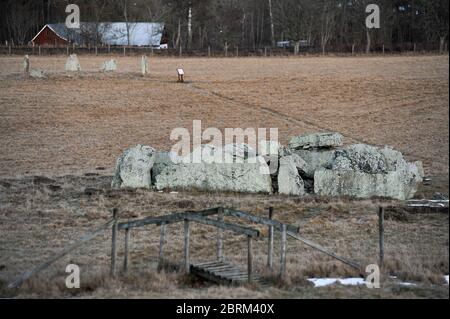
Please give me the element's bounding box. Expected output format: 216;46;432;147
0;54;448;298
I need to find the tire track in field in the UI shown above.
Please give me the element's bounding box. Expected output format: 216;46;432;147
185;83;446;169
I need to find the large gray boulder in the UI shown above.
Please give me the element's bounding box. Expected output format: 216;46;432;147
291;148;336;178
155;144;272;193
152;151;181;181
111;145;156;189
278;155;305;196
289;132;343;150
65;54;81;72
314;144;423;200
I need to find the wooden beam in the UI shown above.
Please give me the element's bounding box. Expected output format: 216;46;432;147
267;207;274;270
247;235;253;283
118;207;220;230
280;224;287;279
184;219;190;273
185;214;260;237
8;219;114;288
222;208;299;233
123;228;130;274
110;208;118;277
216;207;224;260
287;231;361;271
378;206;385;266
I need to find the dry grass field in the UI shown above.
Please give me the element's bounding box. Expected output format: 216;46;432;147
0;54;448;298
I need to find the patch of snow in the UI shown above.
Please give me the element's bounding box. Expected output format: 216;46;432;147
445;275;449;285
398;282;417;287
308;278;365;287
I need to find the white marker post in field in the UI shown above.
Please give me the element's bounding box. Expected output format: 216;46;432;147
177;68;184;83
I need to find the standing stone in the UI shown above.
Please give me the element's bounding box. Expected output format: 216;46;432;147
289;132;343;150
278;155;305;196
101;59;117;72
65;54;81;72
141;55;148;75
23;55;30;75
111;145;156;189
152;151;181;181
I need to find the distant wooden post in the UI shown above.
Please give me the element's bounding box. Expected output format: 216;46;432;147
108;44;110;53
216;207;224;260
247;235;253;283
378;206;385;266
179;44;182;57
95;46;98;56
38;45;41;56
267;207;274;270
352;44;355;56
382;44;385;55
66;44;69;56
208;46;211;57
123;46;126;56
280;224;287;279
235;45;239;57
123;228;130;273
158;222;167;270
413;43;416;53
72;42;75;53
110;208;118;277
224;42;228;57
184;219;190;273
8;44;11;55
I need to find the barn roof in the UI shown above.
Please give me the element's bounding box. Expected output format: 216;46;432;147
32;22;164;46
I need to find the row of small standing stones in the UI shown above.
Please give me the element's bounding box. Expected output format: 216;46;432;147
22;54;149;78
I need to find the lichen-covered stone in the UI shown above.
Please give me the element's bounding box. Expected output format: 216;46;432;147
289;132;343;150
278;155;305;196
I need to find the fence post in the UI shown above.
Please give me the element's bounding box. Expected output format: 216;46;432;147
184;219;190;273
208;46;211;57
38;46;41;56
264;47;267;57
123;228;130;274
236;45;238;57
382;44;385;55
224;42;228;57
123;46;126;56
158;222;166;271
352;44;355;56
108;44;110;54
267;207;274;270
110;208;118;277
8;44;11;55
216;207;223;261
179;44;182;57
280;224;287;279
247;235;253;283
378;206;385;266
95;46;98;56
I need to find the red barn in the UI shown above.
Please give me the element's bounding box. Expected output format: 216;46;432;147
31;24;81;46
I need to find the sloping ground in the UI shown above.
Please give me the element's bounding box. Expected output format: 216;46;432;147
0;55;448;179
0;175;448;298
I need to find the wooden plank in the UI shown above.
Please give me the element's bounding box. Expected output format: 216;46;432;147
8;219;114;288
223;208;299;233
378;206;385;266
205;265;235;272
193;261;223;267
280;224;286;279
118;207;220;230
247;235;253;283
267;207;274;270
110;208;119;277
287;231;361;271
184;220;190;273
216;207;223;260
123;228;130;274
186;214;260;237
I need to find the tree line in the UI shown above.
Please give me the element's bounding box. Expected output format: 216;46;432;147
1;0;448;53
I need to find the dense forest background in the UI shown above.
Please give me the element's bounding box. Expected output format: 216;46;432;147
1;0;448;53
